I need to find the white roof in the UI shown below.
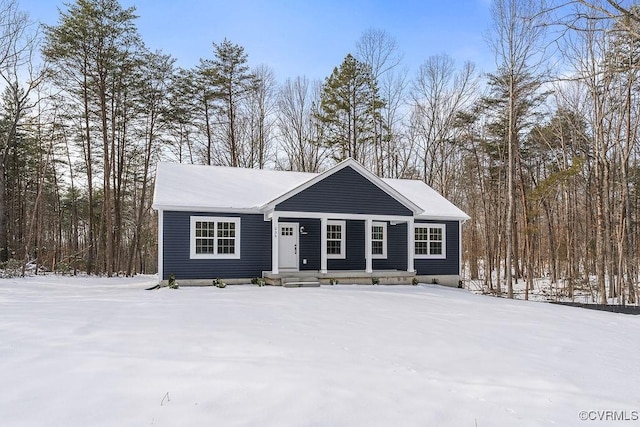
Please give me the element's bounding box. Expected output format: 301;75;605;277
153;161;469;221
384;178;470;221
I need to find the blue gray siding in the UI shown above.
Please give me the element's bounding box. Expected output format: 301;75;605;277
328;220;366;270
276;166;413;216
161;212;461;280
414;220;460;276
373;222;408;271
162;211;271;280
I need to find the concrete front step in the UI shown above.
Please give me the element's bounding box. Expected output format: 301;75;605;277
283;281;321;288
282;277;320;288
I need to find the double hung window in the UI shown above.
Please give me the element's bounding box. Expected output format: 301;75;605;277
190;217;240;259
414;224;445;259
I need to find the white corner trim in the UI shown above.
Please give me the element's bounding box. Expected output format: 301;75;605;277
459;220;463;277
157;209;163;283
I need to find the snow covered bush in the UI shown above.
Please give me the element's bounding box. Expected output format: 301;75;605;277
213;278;226;288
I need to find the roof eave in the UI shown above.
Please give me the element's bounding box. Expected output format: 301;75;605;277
415;213;471;222
152;204;261;214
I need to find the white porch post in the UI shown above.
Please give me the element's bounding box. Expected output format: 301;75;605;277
320;217;327;273
365;218;373;273
271;213;279;274
407;218;415;272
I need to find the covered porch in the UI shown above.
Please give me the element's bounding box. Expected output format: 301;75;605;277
265;210;416;280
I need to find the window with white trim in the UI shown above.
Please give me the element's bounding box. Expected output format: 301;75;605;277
414;224;446;259
190;216;240;259
326;220;346;259
371;221;387;259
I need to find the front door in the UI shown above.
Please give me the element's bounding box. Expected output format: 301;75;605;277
278;222;299;271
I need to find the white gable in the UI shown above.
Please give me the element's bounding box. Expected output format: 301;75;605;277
152;162;470;220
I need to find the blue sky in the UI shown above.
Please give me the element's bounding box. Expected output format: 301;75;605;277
23;0;494;81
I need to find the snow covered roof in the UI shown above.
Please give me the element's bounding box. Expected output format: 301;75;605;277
384;178;470;221
153;160;470;221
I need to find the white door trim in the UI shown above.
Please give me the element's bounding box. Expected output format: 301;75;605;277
278;222;299;271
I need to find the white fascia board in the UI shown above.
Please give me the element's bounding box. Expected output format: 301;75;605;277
259;158;423;215
151;204;261;214
273;210;413;222
415;214;471;222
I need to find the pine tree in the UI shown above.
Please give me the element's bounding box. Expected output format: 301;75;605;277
42;0;144;275
315;54;385;163
210;39;256;167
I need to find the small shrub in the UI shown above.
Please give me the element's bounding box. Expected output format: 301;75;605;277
458;280;464;289
168;273;179;289
55;262;71;275
329;278;338;286
412;277;419;286
371;277;380;285
0;259;24;278
251;277;265;287
431;278;439;285
213;278;226;288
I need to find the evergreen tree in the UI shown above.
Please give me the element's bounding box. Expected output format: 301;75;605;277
43;0;144;275
315;54;385;163
210;39;256;167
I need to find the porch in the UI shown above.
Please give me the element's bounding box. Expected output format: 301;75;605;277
267;212;416;277
263;269;416;287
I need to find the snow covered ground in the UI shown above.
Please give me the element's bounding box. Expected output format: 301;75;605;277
1;275;639;426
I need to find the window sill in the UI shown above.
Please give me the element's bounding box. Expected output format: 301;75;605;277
415;255;446;260
190;253;241;260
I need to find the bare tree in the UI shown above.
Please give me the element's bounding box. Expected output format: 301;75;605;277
244;64;277;168
276;76;325;171
487;0;548;298
409;54;479;195
0;0;44;263
571;1;640;38
355;28;404;174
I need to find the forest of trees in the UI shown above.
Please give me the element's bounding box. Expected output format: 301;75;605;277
1;0;640;303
